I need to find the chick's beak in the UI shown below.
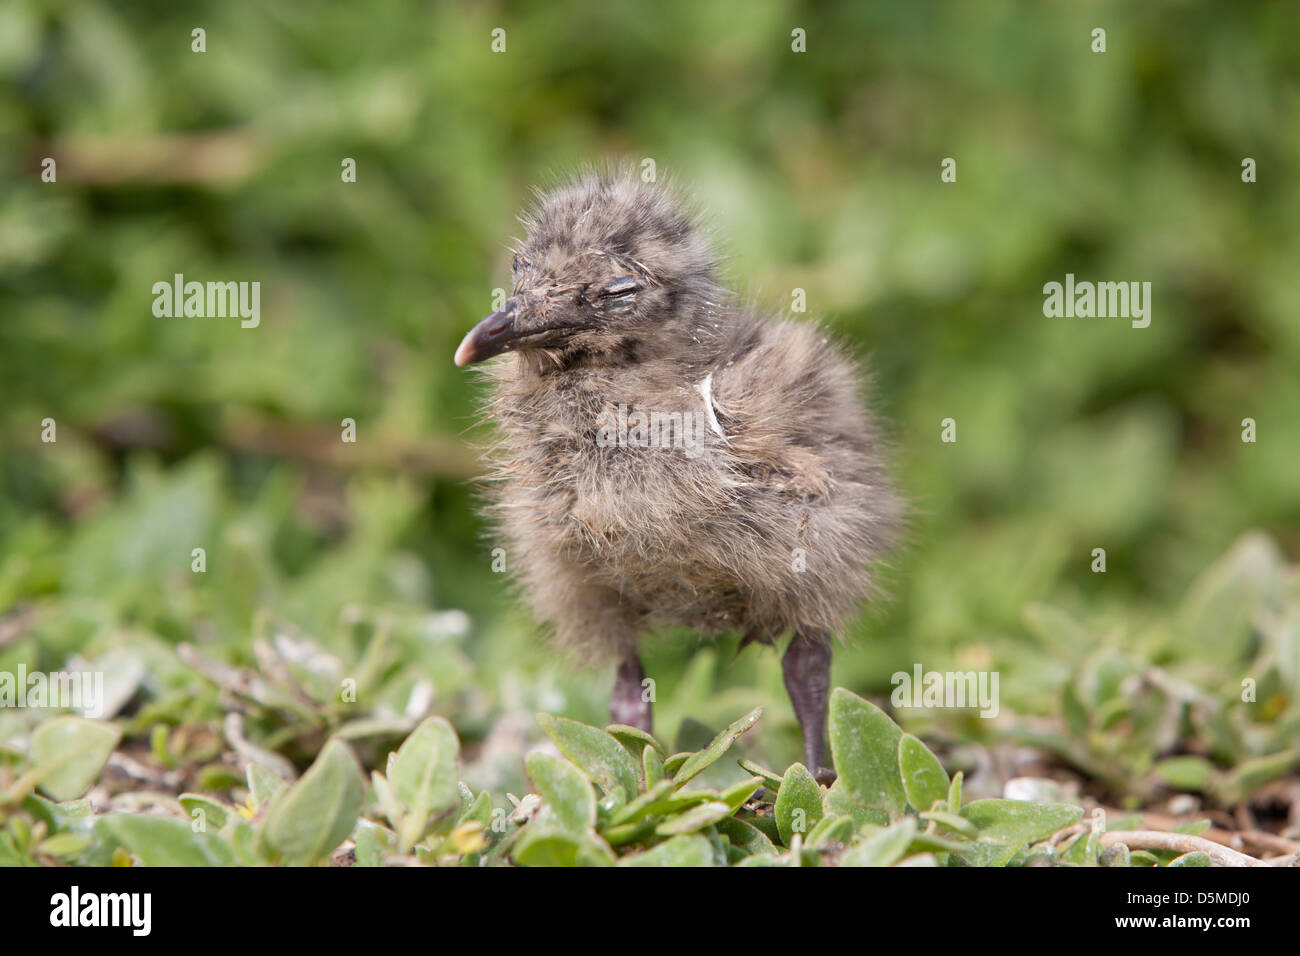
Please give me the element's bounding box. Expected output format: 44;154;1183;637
454;298;589;367
454;307;517;367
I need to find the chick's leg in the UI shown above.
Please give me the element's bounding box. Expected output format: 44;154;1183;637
610;652;652;733
783;629;834;784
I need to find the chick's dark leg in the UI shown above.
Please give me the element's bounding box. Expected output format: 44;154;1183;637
783;629;834;783
610;652;652;733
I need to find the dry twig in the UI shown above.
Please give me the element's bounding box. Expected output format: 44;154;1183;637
1100;830;1267;867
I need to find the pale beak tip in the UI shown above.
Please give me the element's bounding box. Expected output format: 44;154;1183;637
453;334;475;368
454;308;518;367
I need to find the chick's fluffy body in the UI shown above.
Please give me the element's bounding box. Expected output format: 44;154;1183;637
478;172;901;662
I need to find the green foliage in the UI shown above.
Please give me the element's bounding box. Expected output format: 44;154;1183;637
774;763;822;845
537;714;641;799
28;716;120;802
1010;534;1300;805
828;688;907;819
898;734;949;812
381;716;460;851
2;687;1249;867
1;534;1295;867
97;814;237;867
525;752;595;832
262;739;365;864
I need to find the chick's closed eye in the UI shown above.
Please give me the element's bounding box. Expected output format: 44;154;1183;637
599;275;640;297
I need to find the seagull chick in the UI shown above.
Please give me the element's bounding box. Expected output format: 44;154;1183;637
455;169;901;779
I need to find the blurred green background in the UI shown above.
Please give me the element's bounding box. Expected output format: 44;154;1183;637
2;1;1298;793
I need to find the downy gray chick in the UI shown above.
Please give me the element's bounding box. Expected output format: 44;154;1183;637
455;169;901;778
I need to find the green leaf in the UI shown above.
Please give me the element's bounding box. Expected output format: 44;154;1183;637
959;799;1083;846
371;771;404;830
828;689;906;818
454;781;473;820
538;713;640;798
1060;828;1100;865
605;780;674;829
823;780;889;828
643;746;665;787
526;751;596;832
654;801;732;836
37;831;93;860
644;788;719;816
719;776;763;811
1176;534;1282;661
512;826;615;867
1221;750;1297;800
353;820;395;867
716;817;776;857
908;829;972;854
840;818;917;866
1153;755;1214;791
30;717;121;801
149;724;174;768
898;734;949;812
601;820;657;847
228;818;264;866
262;739;365;864
737;759;784;790
198;764;242;792
775;763;824;845
662;752;690;776
0;830;25;866
247;763;287;810
618;834;713;866
1061;680;1090;738
97;814;237;866
806;814;855;847
606;724;666;756
389;717;461;841
178;793;230;831
746;813;783;846
597;785;627;819
21;794;93;833
1169;851;1211;867
951;842;1020;867
672;707;763;786
919;809;979;839
947;771;963;813
459;790;494;829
